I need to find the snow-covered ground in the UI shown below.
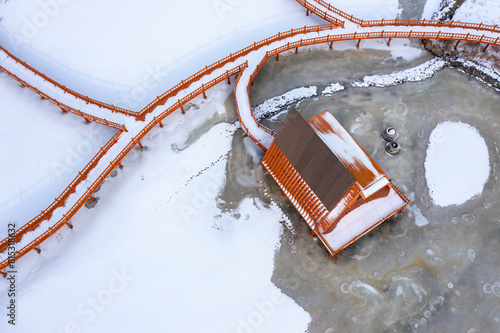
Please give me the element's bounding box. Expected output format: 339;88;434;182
454;0;500;25
352;58;447;88
422;0;445;20
253;86;317;120
322;0;402;20
425;121;490;207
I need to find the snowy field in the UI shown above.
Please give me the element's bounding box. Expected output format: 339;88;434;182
0;0;499;332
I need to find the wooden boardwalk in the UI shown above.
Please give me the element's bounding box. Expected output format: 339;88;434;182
1;0;499;274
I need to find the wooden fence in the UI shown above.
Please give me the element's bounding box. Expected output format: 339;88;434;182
307;0;500;34
2;24;499;273
0;64;127;131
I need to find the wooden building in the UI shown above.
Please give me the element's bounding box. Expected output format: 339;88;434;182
261;108;409;256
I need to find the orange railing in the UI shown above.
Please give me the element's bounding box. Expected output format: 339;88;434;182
235;54;277;151
2;21;500;273
0;64;127;131
1;23;340;122
0;130;123;255
0;46;134;117
306;0;500;34
134;23;340;120
296;0;345;27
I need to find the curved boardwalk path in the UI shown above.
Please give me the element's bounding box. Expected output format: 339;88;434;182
1;1;499;275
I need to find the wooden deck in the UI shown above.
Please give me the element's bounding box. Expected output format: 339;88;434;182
262;108;410;256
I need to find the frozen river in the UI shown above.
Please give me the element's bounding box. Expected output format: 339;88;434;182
214;44;500;332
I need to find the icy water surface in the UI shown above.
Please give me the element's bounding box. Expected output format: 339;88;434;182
218;46;500;333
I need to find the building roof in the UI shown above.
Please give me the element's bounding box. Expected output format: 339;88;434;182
307;110;389;197
274;108;356;210
264;108;410;256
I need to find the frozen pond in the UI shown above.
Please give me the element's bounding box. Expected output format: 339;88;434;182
218;46;500;332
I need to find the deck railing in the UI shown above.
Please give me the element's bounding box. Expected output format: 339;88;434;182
1;14;499;273
308;0;500;33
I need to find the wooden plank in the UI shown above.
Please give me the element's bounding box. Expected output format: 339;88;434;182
273;108;356;210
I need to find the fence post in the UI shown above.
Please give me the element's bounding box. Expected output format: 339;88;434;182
63;215;73;229
484;37;499;51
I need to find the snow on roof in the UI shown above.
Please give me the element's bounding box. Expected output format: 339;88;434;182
323;188;406;251
307;110;388;192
